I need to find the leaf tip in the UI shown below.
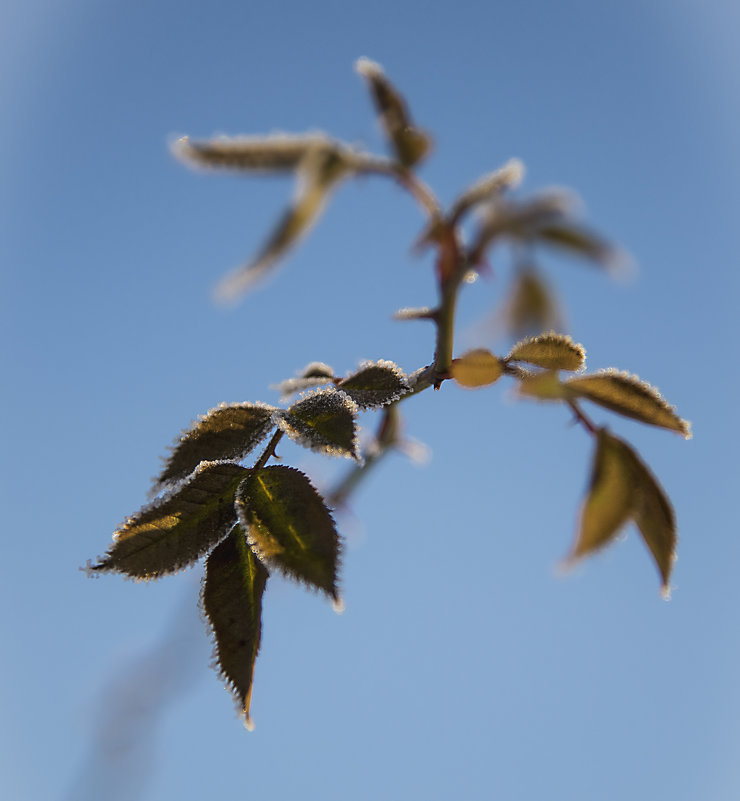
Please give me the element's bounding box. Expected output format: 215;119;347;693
332;596;345;615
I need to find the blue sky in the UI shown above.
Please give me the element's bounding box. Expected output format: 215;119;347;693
3;1;739;799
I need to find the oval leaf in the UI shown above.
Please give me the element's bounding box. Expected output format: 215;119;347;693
154;403;277;492
90;462;249;579
501;269;564;339
450;349;504;389
276;388;359;460
355;57;431;168
572;429;637;560
516;370;566;401
235;466;340;600
337;360;409;408
507;333;585;372
202;525;269;730
565;370;691;438
272;362;336;401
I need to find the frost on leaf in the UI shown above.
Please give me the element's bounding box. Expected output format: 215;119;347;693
153;403;277;493
202;525;268;730
570;429;677;591
337;360;409;408
565;370;691;438
272;362;335;401
507;333;585;372
275;388;359;460
448;159;525;223
172;132;340;172
214;143;354;301
90;462;249;579
450;349;504;389
235;466;341;601
355;57;431;168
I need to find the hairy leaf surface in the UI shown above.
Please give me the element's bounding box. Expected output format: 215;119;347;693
338;360;409;408
449;159;525;223
203;526;268;729
516;370;566;401
272;362;336;401
355;58;431;167
91;462;248;579
507;333;585;372
276;388;359;460
450;349;504;388
566;370;691;437
235;466;340;600
154;403;277;492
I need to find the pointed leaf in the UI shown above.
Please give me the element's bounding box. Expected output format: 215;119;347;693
355;58;431;168
566;370;691;438
572;429;637;559
633;466;677;594
276;388;359;460
450;349;504;389
154;403;277;492
90;462;249;579
535;222;621;268
236;466;340;600
507;333;585;372
272;362;336;401
214;144;353;300
448;159;525;223
172;132;339;172
202;525;268;729
337;360;409;408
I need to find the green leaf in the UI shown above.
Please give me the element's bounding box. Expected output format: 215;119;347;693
448;159;525;223
202;525;268;730
355;57;431;168
235;466;341;600
507;333;585;372
90;462;249;579
272;362;336;401
337;360;409;408
450;349;504;389
154;403;277;492
565;370;691;438
276;388;359;460
572;429;637;559
214;144;353;301
569;430;677;592
172;132;341;172
516;370;566;401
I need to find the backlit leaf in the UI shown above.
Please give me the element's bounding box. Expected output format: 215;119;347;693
272;362;336;401
450;349;504;388
448;159;525;223
566;370;691;438
507;333;585;372
235;466;341;600
535;222;620;268
90;462;248;579
202;526;268;729
572;429;637;559
355;57;431;168
153;403;277;492
516;370;566;401
172;132;338;172
501;268;564;338
633;467;677;594
214;144;353;300
276;388;359;460
337;360;409;408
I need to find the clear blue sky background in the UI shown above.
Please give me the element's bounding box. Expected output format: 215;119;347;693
3;1;739;799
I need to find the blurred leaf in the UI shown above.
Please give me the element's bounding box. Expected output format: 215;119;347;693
337;360;409;408
507;333;585;371
516;370;566;401
90;462;248;579
153;403;277;492
236;466;341;600
572;429;637;558
392;306;436;321
214;144;354;300
535;222;620;268
450;349;504;388
202;525;268;729
355;57;431;168
172;132;339;172
448;159;525;223
501;268;564;339
272;362;336;401
570;430;677;591
276;388;359;459
566;370;691;438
